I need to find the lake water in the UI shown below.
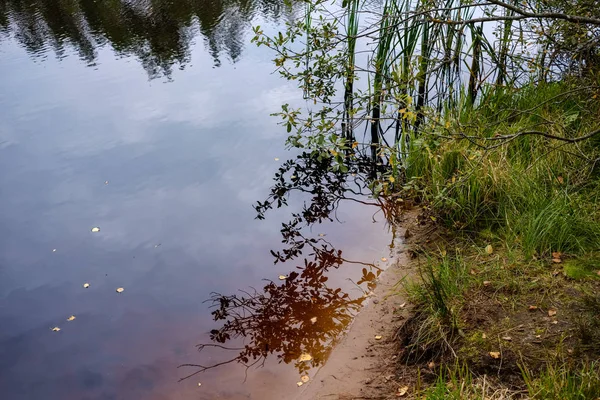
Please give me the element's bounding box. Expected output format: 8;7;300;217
0;1;391;398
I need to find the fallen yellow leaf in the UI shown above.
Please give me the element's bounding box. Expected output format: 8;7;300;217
299;353;312;362
430;216;437;222
301;375;310;383
296;382;303;387
374;335;383;340
552;258;562;264
389;176;395;183
310;317;317;324
67;315;76;321
485;244;493;254
548;309;557;317
397;386;409;396
278;275;287;280
483;281;491;286
489;351;501;359
116;287;125;293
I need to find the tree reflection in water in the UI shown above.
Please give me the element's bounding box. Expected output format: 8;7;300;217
179;245;381;380
180;150;398;381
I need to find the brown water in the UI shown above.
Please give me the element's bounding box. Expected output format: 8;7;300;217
0;0;391;398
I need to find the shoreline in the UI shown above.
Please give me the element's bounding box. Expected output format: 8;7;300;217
296;211;418;400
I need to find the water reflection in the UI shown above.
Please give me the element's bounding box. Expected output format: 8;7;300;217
181;246;380;380
0;0;296;77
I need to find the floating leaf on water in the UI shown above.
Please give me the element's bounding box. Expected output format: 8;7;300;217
83;283;90;288
51;327;61;332
197;383;202;387
91;227;100;233
298;353;312;362
116;287;125;293
274;157;280;161
296;382;303;387
310;317;317;324
278;275;287;280
67;315;76;321
374;335;383;340
485;244;493;254
397;386;409;396
548;309;557;317
300;375;310;383
489;351;501;359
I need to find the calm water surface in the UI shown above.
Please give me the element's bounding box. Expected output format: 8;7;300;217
0;1;391;398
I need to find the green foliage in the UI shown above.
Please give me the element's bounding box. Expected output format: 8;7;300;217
404;82;600;257
522;363;600;400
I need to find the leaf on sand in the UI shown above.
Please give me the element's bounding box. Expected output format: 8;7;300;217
396;386;409;397
485;244;493;255
278;275;287;280
83;283;90;288
310;317;317;324
116;287;125;293
298;353;312;362
296;382;303;387
398;302;407;309
91;227;100;233
374;335;383;340
67;315;76;321
301;375;310;383
548;309;557;317
489;351;501;359
51;327;61;332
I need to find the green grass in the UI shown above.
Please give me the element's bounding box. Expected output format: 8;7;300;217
523;363;600;400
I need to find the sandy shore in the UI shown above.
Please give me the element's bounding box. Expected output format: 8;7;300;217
295;222;415;400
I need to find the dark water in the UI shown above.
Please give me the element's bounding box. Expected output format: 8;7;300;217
0;1;391;399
